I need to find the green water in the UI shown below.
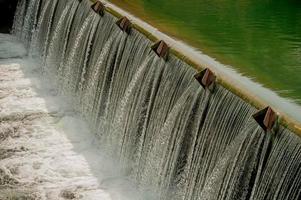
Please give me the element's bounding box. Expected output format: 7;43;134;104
109;0;301;102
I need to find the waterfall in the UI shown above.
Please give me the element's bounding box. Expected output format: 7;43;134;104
45;0;77;75
12;0;301;199
11;0;27;37
20;0;41;47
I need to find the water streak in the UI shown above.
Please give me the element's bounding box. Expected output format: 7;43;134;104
11;0;301;200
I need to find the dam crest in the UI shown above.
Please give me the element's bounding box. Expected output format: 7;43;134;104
4;0;301;199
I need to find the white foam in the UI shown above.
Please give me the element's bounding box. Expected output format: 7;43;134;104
0;34;153;200
0;34;27;58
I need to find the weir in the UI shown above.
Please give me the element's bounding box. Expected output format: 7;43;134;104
8;0;301;199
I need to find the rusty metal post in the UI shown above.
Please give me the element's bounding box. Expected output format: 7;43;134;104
194;68;216;91
116;17;131;34
151;40;169;60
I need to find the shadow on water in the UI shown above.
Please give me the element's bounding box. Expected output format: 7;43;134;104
0;0;19;33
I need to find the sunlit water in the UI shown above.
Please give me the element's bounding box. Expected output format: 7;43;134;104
109;0;301;102
5;0;301;199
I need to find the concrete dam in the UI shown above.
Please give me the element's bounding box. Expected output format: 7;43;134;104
0;0;300;199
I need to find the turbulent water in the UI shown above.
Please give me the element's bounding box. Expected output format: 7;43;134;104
2;0;301;199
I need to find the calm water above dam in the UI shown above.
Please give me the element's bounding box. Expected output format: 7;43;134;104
109;0;301;102
4;0;301;199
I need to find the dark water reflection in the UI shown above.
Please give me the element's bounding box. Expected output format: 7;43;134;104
109;0;301;102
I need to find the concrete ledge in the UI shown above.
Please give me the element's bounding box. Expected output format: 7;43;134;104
89;0;301;137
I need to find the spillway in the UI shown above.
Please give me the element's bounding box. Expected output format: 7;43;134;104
1;0;300;199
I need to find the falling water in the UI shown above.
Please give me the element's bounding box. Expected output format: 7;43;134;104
45;0;77;75
8;0;301;199
30;0;59;58
21;0;41;47
11;0;26;38
47;0;81;77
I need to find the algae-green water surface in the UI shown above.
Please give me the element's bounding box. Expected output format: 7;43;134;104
109;0;301;102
